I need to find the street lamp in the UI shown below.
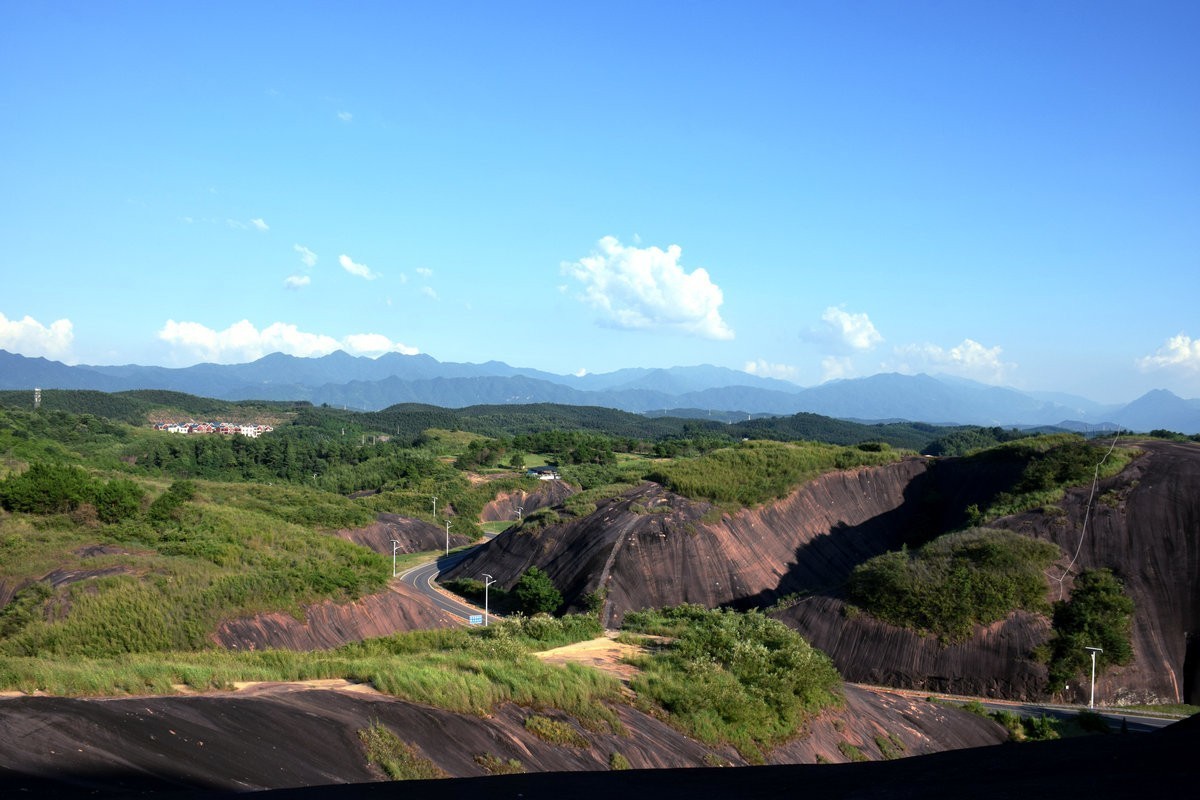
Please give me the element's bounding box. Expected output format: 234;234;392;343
431;495;437;520
516;505;524;521
390;539;401;577
1086;646;1103;709
482;573;497;626
444;519;451;556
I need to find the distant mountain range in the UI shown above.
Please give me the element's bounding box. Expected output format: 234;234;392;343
3;349;1199;433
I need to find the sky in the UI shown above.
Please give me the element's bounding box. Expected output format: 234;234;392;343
1;1;1197;404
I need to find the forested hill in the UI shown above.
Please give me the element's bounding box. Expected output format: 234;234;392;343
0;390;962;450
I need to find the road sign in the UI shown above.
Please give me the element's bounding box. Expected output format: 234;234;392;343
468;614;483;625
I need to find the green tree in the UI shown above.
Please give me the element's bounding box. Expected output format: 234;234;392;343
513;566;563;615
1044;568;1134;691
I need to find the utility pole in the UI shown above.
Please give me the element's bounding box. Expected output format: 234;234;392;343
1086;646;1103;709
390;539;401;577
444;519;451;556
482;574;496;626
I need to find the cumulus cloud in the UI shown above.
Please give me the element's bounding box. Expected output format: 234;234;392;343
339;254;378;280
421;286;438;300
343;333;419;356
416;267;433;278
563;236;733;340
294;244;318;268
892;338;1014;382
250;218;269;231
226;218;269;231
820;306;883;351
821;356;854;382
337;111;353;122
744;359;800;382
0;312;74;360
284;275;310;289
158;320;418;363
1138;333;1200;372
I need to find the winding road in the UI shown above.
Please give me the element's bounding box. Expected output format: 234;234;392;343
396;534;502;623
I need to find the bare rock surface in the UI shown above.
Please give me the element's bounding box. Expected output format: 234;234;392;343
212;581;457;651
479;480;576;522
0;683;1007;796
334;513;470;554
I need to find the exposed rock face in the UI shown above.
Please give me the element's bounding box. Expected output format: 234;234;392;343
0;684;1006;795
212;582;457;650
334;513;471;554
988;440;1200;704
479;480;576;523
445;442;1200;703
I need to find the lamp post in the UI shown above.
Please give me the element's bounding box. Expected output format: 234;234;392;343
516;506;524;521
1086;646;1103;709
431;495;437;520
482;573;496;626
444;519;451;556
390;539;401;577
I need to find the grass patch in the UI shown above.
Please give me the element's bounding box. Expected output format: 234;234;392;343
358;721;447;780
474;753;525;775
837;741;867;762
524;714;590;748
875;731;905;760
609;751;631;770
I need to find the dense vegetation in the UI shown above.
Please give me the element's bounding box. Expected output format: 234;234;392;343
921;426;1041;457
847;529;1062;641
621;605;842;762
1039;568;1135;691
647;439;904;506
967;434;1134;521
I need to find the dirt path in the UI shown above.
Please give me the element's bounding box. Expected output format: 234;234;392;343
532;632;656;685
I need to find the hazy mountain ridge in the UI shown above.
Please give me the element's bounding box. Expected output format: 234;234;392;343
2;349;1198;432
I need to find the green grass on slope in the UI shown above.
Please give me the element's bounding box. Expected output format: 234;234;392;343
646;439;904;506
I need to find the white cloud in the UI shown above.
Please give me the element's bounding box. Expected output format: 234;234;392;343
1138;333;1200;372
337;111;353;122
744;359;799;382
293;244;318;267
284;275;311;289
892;338;1014;382
563;236;733;340
421;286;438;300
339;254;379;280
821;306;883;351
250;218;269;231
574;368;589;377
821;356;854;382
416;267;433;278
158;319;418;363
0;313;74;360
343;333;419;356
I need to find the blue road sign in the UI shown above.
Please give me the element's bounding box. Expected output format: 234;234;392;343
468;614;483;625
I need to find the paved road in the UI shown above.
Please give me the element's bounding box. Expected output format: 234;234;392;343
972;699;1177;733
397;535;502;624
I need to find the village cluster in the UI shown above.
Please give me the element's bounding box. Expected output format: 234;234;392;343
153;421;274;438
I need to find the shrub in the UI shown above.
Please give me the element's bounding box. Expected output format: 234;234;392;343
524;714;590;748
474;753;525;775
848;529;1061;641
1043;569;1134;692
609;751;631;770
623;606;842;760
513;567;563;615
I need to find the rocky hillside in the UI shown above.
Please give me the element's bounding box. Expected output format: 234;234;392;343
445;440;1200;703
0;683;1005;795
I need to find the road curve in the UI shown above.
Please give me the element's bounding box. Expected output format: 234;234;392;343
397;536;502;624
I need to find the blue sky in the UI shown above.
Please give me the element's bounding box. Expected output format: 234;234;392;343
2;1;1197;403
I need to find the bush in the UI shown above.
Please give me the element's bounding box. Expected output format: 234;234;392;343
513;567;563;615
623;606;842;760
848;529;1061;641
1043;569;1134;692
